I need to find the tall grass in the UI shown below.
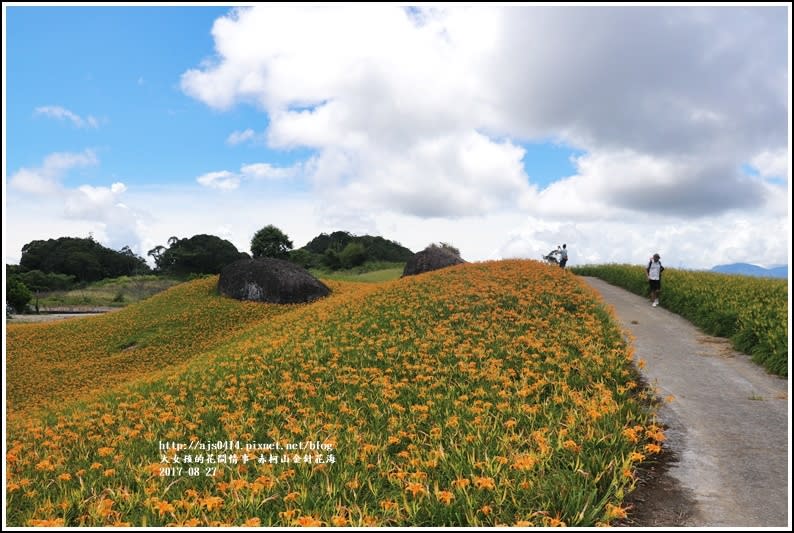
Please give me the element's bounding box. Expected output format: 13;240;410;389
572;264;788;377
37;276;181;308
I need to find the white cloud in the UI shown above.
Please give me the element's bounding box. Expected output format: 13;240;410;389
65;182;128;219
491;213;790;270
196;162;304;190
6;152;149;257
10;150;98;194
5;179;788;271
226;128;256;145
305;131;535;219
182;6;787;226
124;186;321;264
240;162;299;180
533;150;768;219
751;149;790;180
34;105;99;129
196;170;241;190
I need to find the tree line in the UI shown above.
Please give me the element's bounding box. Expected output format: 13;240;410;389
6;226;413;313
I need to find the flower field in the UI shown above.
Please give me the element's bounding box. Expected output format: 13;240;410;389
6;260;662;526
6;276;368;417
572;264;788;377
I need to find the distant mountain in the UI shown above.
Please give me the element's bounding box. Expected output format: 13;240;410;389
710;263;788;279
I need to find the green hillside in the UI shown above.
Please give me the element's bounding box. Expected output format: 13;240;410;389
7;260;660;527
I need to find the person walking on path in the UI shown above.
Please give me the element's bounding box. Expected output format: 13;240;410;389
646;253;664;306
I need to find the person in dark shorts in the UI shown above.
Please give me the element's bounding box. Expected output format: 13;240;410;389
558;244;568;268
646;253;664;307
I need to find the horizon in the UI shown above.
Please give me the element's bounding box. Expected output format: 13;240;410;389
3;5;791;271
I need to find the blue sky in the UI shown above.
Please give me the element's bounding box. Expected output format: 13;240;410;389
3;5;790;269
6;6;579;190
7;7;301;185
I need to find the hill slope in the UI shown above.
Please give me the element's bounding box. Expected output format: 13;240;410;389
6;276;367;416
7;261;660;527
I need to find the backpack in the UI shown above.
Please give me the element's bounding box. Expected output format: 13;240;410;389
647;260;664;275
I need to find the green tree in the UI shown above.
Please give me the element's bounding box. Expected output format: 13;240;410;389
323;248;341;269
300;230;412;266
251;225;293;259
19;237;149;282
16;270;77;313
147;245;167;270
339;242;367;268
287;249;321;269
7;278;32;314
155;234;246;276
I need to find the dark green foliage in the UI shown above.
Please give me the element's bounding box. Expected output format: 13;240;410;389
6;264;23;278
16;270;76;292
300;230;413;270
287;248;322;269
250;225;293;259
6;277;33;313
323;248;341;269
339;242;367;269
152;234;246;276
19;237;150;283
303;230;354;254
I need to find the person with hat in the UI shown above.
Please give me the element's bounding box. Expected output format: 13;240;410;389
646;253;665;307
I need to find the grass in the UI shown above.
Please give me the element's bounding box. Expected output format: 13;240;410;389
6;260;661;526
310;262;405;283
35;275;182;309
314;267;404;283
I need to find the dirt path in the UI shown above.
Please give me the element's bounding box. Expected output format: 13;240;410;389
582;277;789;527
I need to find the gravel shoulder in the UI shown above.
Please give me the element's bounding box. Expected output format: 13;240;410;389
583;277;789;527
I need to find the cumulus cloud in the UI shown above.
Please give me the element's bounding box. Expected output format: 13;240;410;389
182;5;787;227
535;151;768;219
197;170;241;190
226;128;257;145
196;162;305;190
307;131;535;218
10;150;98;194
240;162;299;180
64;182;128;219
7;151;149;256
34;105;99;128
182;6;535;218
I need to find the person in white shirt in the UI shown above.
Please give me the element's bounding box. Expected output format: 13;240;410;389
646;253;664;307
558;244;568;269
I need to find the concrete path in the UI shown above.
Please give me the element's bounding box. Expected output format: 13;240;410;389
6;310;117;324
582;277;789;527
